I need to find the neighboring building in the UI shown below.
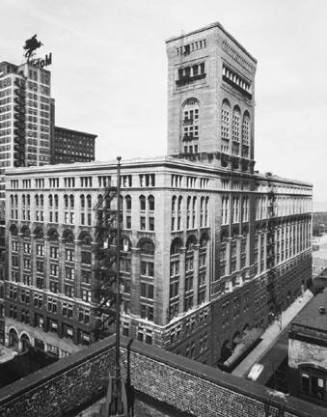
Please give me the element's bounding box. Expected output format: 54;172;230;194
0;60;53;343
3;22;313;362
51;126;96;164
288;291;327;406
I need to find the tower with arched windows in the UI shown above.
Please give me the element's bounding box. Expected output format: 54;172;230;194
166;22;256;172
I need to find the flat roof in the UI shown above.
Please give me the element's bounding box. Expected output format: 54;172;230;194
254;172;313;188
4;155;312;188
55;126;97;139
292;291;327;332
166;21;257;64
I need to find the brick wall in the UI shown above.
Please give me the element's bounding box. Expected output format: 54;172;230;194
0;335;325;417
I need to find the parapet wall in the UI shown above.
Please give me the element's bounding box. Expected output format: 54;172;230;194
0;335;324;417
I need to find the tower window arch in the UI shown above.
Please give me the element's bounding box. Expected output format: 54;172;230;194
221;99;230;153
232;106;241;155
242;111;250;158
182;98;199;155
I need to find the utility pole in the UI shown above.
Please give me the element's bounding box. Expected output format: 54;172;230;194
97;157;129;417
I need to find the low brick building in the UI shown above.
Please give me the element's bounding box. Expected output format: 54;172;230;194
288;291;327;406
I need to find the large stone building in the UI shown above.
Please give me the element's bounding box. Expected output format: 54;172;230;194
3;22;313;362
288;291;327;406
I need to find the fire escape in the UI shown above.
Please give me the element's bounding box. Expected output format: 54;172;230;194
266;181;280;322
93;183;119;339
13;77;26;167
93;157;130;417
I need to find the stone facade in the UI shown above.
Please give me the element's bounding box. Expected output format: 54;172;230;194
4;159;312;365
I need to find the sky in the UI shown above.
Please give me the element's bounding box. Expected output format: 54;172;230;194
1;0;327;208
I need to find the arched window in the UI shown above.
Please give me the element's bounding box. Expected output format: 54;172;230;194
242;111;250;158
139;239;155;256
232;106;241;155
192;196;197;228
221;99;230;152
80;195;85;208
242;111;250;144
171;196;177;231
49;195;53;207
172;196;176;212
148;195;155;211
182;97;199;155
186;196;191;229
170;238;183;255
86;195;92;209
139;195;146;211
125;195;132;210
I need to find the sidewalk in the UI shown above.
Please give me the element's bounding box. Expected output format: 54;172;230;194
232;289;314;378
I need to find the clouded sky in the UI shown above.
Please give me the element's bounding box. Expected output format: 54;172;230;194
1;0;327;207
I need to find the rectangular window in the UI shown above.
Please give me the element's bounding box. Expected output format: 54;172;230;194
36;260;44;273
49;281;59;293
65;249;74;262
50;246;58;259
81;289;91;302
81;270;91;283
140;216;146;230
36;244;44;256
140;283;154;299
140;305;154;321
64;284;74;298
50;264;58;276
149;217;155;231
65;267;75;280
141;261;154;277
81;251;91;264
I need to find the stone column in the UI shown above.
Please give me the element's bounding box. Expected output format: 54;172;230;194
226;237;232;276
30;233;36;287
58;237;65;294
178;247;186;314
193;244;200;306
44;236;50;291
130;248;140;316
74;239;81;299
18;232;24;283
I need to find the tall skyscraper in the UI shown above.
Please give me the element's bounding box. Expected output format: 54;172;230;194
0;59;53;343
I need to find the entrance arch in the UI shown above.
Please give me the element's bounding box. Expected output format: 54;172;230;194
8;328;19;350
20;333;31;352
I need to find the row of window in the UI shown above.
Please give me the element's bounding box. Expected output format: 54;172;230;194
13;173;156;190
221;99;250;155
171;195;209;231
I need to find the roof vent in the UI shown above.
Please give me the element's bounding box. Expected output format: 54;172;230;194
319;306;326;314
